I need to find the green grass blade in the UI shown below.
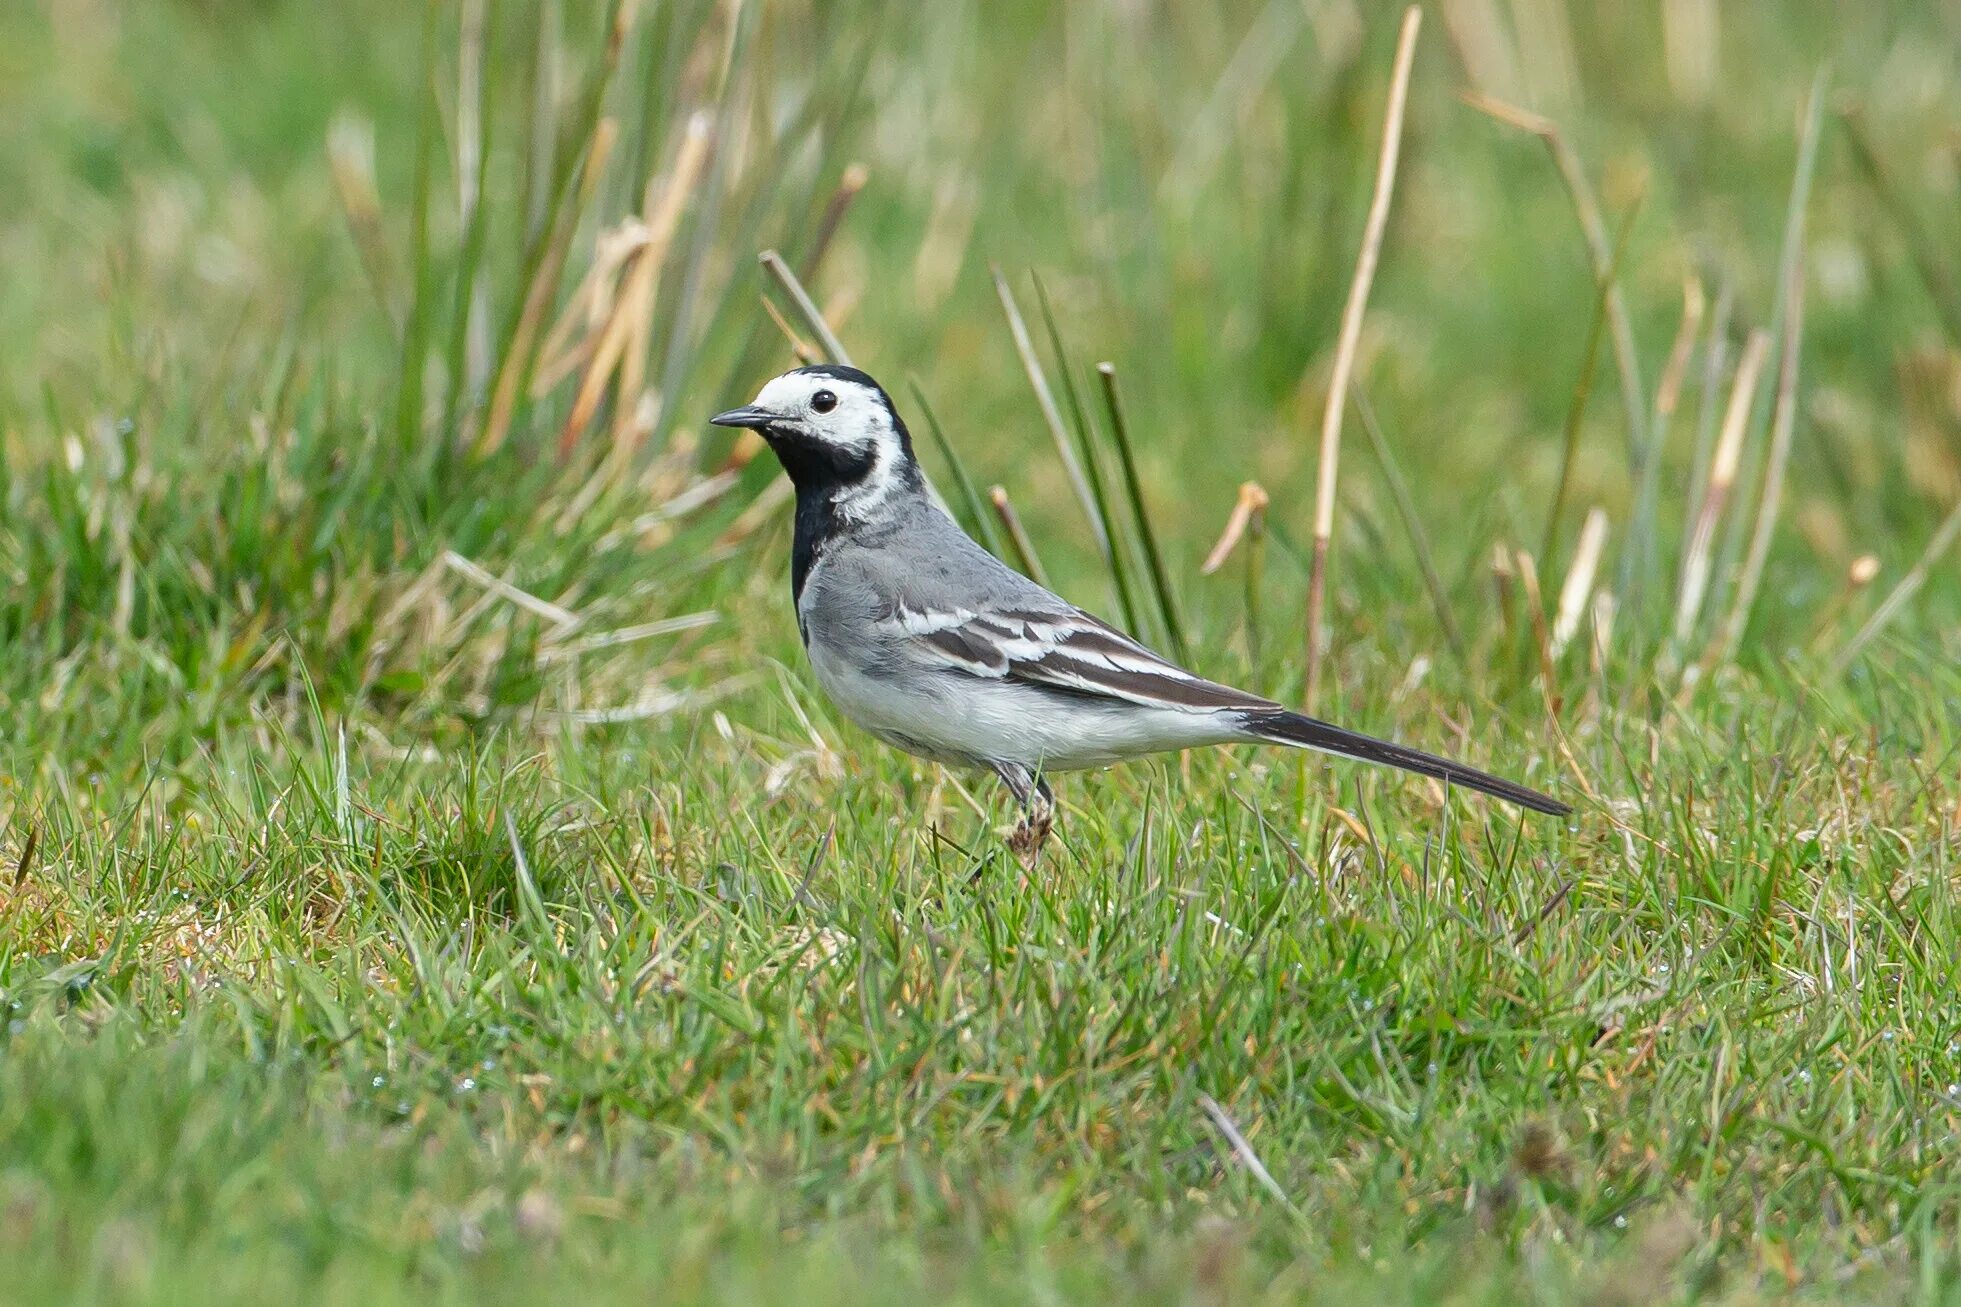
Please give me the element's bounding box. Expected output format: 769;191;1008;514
1029;272;1141;634
1354;387;1466;664
394;0;444;459
1094;362;1188;663
439;0;498;459
990;266;1105;556
1542;193;1641;570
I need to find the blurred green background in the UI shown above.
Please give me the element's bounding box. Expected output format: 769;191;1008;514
3;1;1961;1302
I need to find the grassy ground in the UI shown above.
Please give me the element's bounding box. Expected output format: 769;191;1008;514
5;0;1961;1301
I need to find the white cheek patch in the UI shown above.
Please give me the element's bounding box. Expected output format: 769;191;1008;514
830;422;905;522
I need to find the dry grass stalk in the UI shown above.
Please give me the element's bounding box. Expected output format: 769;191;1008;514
760;249;851;365
1673;328;1771;647
454;0;492;396
719;480;794;550
1715;258;1807;660
1513;548;1558;706
1589;589;1616;675
1660;0;1719;105
1197;1093;1304;1220
760;297;820;365
1834;501;1961;671
554;113;713;460
988;486;1051;589
1715;71;1826;661
799;162;870;283
326;114;398;320
1491;542;1517;642
1437;0;1520;100
441;549;582;637
532;226;643;392
1552;507;1608;655
478;117;620;457
1202;482;1272;575
1507;0;1579;109
1303;4;1422;712
1203;481;1272;689
1674;280;1735;607
1620;275;1705;606
1655;277;1706;427
1804;555;1879;652
611;115;714;453
990;268;1104;552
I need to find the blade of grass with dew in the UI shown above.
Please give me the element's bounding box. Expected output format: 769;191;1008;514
908;378;1004;558
1028;274;1140;633
1304;4;1421;713
1095;362;1188;663
1542;192;1642;570
1353;386;1466;665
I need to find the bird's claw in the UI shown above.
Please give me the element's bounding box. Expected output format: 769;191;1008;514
1006;796;1053;868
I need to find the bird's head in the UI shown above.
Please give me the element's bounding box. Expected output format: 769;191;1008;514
711;365;918;503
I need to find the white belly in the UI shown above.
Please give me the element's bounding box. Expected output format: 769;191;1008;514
804;635;1240;771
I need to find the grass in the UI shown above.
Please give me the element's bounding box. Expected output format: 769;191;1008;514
4;0;1961;1301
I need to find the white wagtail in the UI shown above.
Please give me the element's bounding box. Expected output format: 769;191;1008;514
713;365;1567;855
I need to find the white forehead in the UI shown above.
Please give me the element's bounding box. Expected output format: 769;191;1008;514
753;371;881;416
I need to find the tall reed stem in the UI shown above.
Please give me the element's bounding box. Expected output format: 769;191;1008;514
1303;4;1421;712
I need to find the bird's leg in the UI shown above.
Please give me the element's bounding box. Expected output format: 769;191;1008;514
994;762;1055;865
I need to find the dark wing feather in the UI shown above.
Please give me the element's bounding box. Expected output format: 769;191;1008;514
890;603;1271;712
882;603;1567;816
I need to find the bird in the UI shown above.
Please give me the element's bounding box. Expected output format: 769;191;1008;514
712;364;1568;858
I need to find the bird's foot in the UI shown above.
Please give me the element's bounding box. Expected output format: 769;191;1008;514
1006;797;1053;868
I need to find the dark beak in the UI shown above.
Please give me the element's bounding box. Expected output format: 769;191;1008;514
710;404;779;430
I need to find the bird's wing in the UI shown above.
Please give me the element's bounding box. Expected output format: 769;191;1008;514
883;602;1272;713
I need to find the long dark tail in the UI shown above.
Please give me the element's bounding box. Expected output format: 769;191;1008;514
1237;709;1569;816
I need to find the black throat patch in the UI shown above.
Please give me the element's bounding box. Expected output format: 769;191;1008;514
761;374;924;633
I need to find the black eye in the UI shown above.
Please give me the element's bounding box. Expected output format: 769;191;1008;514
810;389;838;414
